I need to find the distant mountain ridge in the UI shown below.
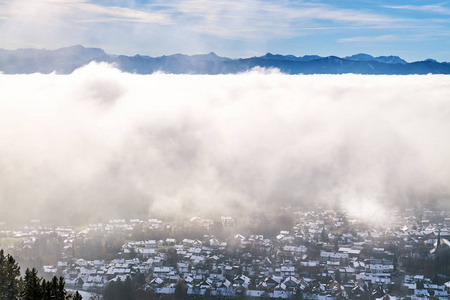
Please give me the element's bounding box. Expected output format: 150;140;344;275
0;45;449;75
0;45;106;74
345;53;407;65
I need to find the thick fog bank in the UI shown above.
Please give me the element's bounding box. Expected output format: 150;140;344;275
0;63;449;224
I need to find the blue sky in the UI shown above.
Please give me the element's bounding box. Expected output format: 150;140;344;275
0;0;449;61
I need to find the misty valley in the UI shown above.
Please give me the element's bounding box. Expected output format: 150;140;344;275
1;63;450;300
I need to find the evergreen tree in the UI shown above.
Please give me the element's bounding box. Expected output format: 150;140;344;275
174;279;187;300
0;251;75;300
132;273;145;286
73;291;82;300
123;277;132;300
57;276;67;300
41;279;52;300
0;250;21;300
393;253;398;272
294;288;304;300
22;268;42;300
334;238;339;252
165;249;178;267
320;227;329;243
102;280;117;300
334;269;342;284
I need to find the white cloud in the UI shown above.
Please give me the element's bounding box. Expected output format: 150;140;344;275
0;63;449;223
0;0;173;52
338;35;398;43
385;4;450;15
0;0;171;24
159;0;399;39
0;0;402;51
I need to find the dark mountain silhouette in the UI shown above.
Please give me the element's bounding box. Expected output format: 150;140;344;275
1;45;449;75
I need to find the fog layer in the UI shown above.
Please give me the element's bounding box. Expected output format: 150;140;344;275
0;63;449;223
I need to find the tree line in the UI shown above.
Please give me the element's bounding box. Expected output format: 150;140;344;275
0;249;81;300
102;273;154;300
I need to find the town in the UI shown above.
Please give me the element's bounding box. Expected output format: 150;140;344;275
1;207;449;300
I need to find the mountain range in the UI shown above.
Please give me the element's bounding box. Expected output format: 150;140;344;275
1;45;449;75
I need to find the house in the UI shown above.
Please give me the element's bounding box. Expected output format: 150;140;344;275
282;276;299;291
145;240;157;248
262;275;282;289
320;251;349;265
165;238;176;245
153;266;174;279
